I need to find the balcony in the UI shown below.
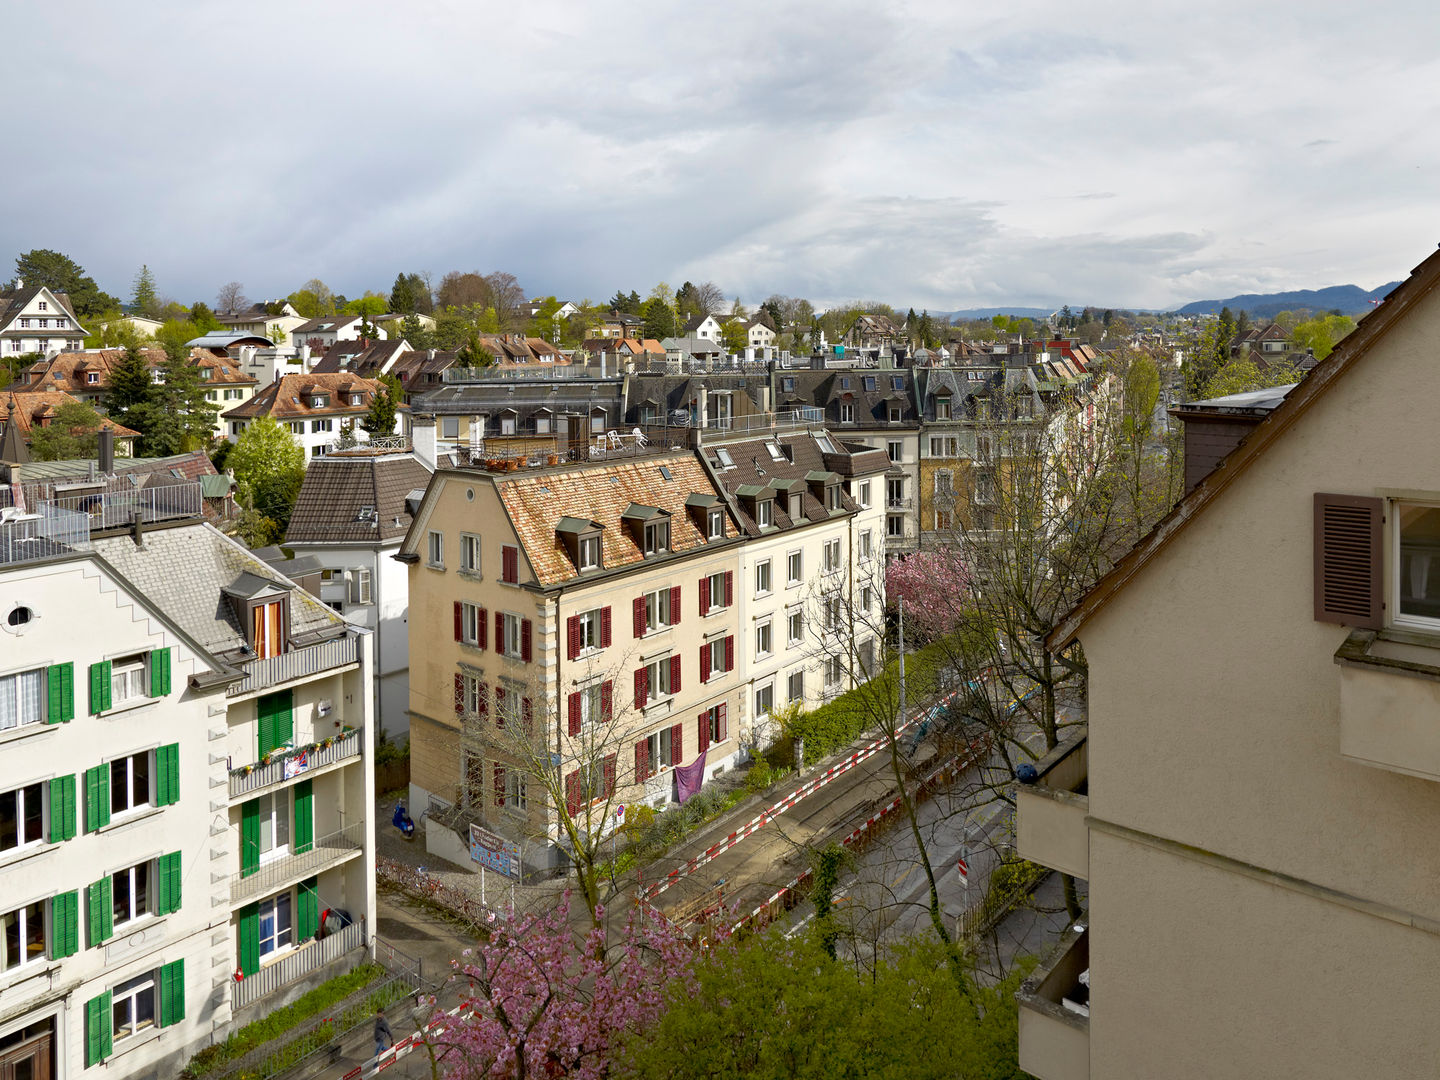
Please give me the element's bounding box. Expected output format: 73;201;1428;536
231;821;366;906
230;729;363;798
886;497;912;509
1335;629;1440;782
1016;730;1088;879
233;917;366;1010
1017;926;1089;1080
228;635;361;697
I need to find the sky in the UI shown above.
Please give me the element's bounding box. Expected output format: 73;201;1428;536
5;0;1439;314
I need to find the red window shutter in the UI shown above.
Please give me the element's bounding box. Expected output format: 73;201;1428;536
603;754;617;799
635;740;649;782
523;697;533;735
494;686;506;728
521;619;532;662
453;672;464;716
700;643;710;683
634;667;648;710
453;601;462;642
724;571;733;606
633;596;646;638
494;765;505;807
477;682;488;718
670;585;682;624
565;770;580;815
568;692;581;735
724;635;734;672
495;611;504;653
478;607;487;650
600;606;612;648
718;701;727;742
503;545;518;583
699;577;710;617
671;722;683;766
567;616;580;660
601;680;613;723
1314;493;1383;628
698;711;710;752
670;654;682;693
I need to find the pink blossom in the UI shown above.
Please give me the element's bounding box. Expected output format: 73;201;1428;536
886;548;973;641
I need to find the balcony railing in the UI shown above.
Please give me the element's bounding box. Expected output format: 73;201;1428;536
230;729;363;798
1017;926;1089;1080
0;504;90;567
43;482;203;530
233;916;366;1010
231;821;366;905
228;636;360;697
1016;731;1089;879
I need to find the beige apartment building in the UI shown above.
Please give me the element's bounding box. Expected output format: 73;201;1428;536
401;443;745;868
1016;247;1440;1079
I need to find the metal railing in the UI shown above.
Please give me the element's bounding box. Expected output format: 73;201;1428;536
228;636;360;697
231;820;366;905
887;497;913;509
0;504;90;566
442;364;620;383
230;729;363;797
232;916;367;1010
42;481;203;530
694;408;823;435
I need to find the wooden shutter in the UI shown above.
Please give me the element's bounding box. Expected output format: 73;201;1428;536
523;696;534;735
503;545;518;583
84;765;110;832
238;903;260;975
1314;493;1383;628
477;681;488;719
257;702;274;758
46;662;73;723
725;635;734;672
634;667;648;710
293;780;314;854
89;660;112;714
241;798;260;877
521;619;533;662
50;890;79;959
454;601;463;641
671;723;683;766
670;654;682;693
565;770;580;815
297;877;319;940
600;680;613;723
148;647;172;698
603;754;617;799
495;686;506;728
699;577;710;617
478;607;488;649
157;851;182;915
495;611;504;654
634;596;646;638
567;615;580;660
635;740;649;782
454;672;465;717
156;743;180;806
724;571;733;606
568;693;581;735
669;586;682;625
87;876;113;945
85;991;113;1067
160;958;186;1027
698;711;710;752
600;607;612;648
494;764;506;807
49;774;76;842
718;702;728;742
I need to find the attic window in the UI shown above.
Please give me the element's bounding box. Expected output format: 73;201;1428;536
714;448;734;468
863;376;876;391
936;395;952;420
892;376;903;390
659;466;673;481
766;441;786;462
840;377;850;389
814;434;836;454
310;394;328;407
349;394;363;406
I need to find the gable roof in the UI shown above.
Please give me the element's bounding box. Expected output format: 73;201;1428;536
0;391;140;440
0;285;85;333
222;372;384;421
1047;248;1438;651
285;452;433;544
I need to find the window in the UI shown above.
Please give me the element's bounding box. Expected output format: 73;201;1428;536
110;753;152;817
460;534;481;574
859;530;873;560
929;436;959;457
887;514;904;538
755;682;774;718
500;414;516;435
839;403;855;423
111;862;151;928
892;376;903;390
504;771;527;811
863;376;877;392
37;319;47;329
590;410;606;433
501;544;519;584
936;397;952;420
788;608;804;647
825;655;843;687
575;682;607;728
707;509;725;539
255;790;289;861
112;971;157;1042
826;485;843;511
643;588;674;634
459;601;483;647
756;500;773;528
0;667;45;731
976;434;993;461
495;684;522;728
755;559;772;596
288;421;305;435
0;782;44;852
535;414;551;434
642;727;676;775
253;599;284;660
87;371;100;384
1396;501;1440;626
858;480;871;508
704;571;731;612
888;405;902;423
825;594;842;630
427;531;444;568
576;608;602;653
310;419;333;433
502;613;524;657
258;891;292;957
643;654;676;700
935;470;954;494
704;637;729;679
823;539;842;573
310;445;326;459
110;653;147;705
0;901;44;971
887;440;902;463
703;703;728;746
644;521;669;555
887;478;905;507
862;585;875;613
37;302;46;311
787;669;805;703
460;673;483;717
441;417;460;439
787;550;803;586
755;618;773;659
578;534;601;571
936;510;954;530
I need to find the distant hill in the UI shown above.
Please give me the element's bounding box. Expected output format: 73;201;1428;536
1177;283;1401;318
935;307;1055;320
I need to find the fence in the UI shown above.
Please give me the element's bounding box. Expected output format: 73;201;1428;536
230;729;363;797
232;917;368;1010
43;481;203;529
0;503;90;566
229;636;360;697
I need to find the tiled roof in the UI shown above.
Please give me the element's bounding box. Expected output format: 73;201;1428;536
286;452;433;544
292;314;368;336
0;286;84;331
222;372;383;421
4;347;253;394
0;391;140;439
494;453;725;586
705;433;858;537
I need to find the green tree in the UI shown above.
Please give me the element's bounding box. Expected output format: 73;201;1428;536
456;333;496;367
189;302;223;332
361;374;402;436
720;319;748;353
149;351;220;454
641;296;676;341
229;417;305;538
1200;354;1300;399
104;347;157;432
131;265;159;317
389;272;416;315
83;312;146;350
29;401;106;461
287;279;336;317
344;293;388;317
12;249;117;317
397;313;434;350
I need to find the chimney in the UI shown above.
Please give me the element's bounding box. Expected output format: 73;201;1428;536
98;427;115;474
412;415;437;473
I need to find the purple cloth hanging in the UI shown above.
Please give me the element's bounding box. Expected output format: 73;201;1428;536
674;749;708;804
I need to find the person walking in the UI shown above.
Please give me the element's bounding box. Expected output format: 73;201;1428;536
373;1008;393;1058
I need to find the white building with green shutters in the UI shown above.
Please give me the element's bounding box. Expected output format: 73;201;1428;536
0;490;375;1078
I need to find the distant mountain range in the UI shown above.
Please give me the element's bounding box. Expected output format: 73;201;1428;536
1176;283;1401;318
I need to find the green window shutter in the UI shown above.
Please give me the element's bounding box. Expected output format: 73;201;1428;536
87;877;114;946
46;662;74;723
293;780;313;854
160;958;185;1027
83;765;110;832
156;744;180;806
238;903;260;976
257;691;294;756
275;691;294;748
49;774;76;842
49;890;79;959
257;706;273;759
297;877;319;940
148;647;172;698
85;991;113;1066
157;852;182;915
241;799;260;877
88;660;112;714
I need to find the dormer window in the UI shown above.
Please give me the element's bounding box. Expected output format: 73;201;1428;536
87;372;99;384
199;368;212;380
888;404;902;422
936;395;952;420
579;535;601;570
349;393;363;406
826;485;843;511
644;520;669;554
310;394;328;408
557;517;604;574
708;508;724;539
252;599;284;659
756;499;773;528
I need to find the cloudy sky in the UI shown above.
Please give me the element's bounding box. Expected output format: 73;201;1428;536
6;1;1438;312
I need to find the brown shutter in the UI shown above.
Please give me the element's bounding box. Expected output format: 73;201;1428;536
670;585;682;625
603;754;617;799
669;654;682;693
634;667;648;709
478;607;487;649
495;611;504;653
724;635;734;672
1314;493;1383;628
635;739;649;782
565;770;580;814
633;596;646;638
521;619;532;662
698;711;710;752
494;765;506;807
522;697;533;735
453;673;464;716
600;606;612;648
700;643;710;683
567;616;580;660
601;680;613;723
495;686;506;728
453;601;462;642
724;571;733;606
718;702;727;742
699;577;710;617
671;722;683;766
568;692;581;735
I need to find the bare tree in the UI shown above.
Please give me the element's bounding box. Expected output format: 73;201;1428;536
695;280;725;317
437;271;492;311
215;281;247;315
483;271;527;330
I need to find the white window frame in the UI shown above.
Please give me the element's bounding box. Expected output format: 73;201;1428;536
786;550;803;587
887;514;904;538
645;727;675;772
756;500;773;528
576;608;601;653
502;612;524;657
644;654;675;700
0;901;44;972
707;509;725;539
787;669;805;703
755;682;774;719
755;618;773;660
257;890;293;958
705;637;727;679
256;789;290;863
936;397;952;420
459;601;482;647
787;607;803;647
825;654;843;687
755;559;772;596
706;572;728;611
823;539;842;574
112;861;152;929
461;673;482;717
839;403;855;423
110;752;152;818
859;530;873;560
505;770;528;811
460;533;482;574
887;440;902;463
348;568;372;605
858;480;871;508
0;782;44;853
1394;500;1440;631
111;970;157;1042
643;589;673;634
0;667;46;732
579;534;601;571
427;530;444;568
644;520;669;555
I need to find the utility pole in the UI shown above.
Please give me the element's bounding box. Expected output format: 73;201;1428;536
897;596;906;730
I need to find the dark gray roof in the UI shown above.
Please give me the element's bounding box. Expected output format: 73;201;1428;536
285;451;434;544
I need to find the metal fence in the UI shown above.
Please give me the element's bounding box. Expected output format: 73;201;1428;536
230;730;363;798
232;917;368;1010
231;821;367;905
229;636;360;697
0;504;91;566
43;481;203;530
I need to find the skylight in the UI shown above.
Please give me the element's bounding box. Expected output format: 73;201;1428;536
814;434;836;454
715;448;734;468
766;441;786;462
660;466;673;480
